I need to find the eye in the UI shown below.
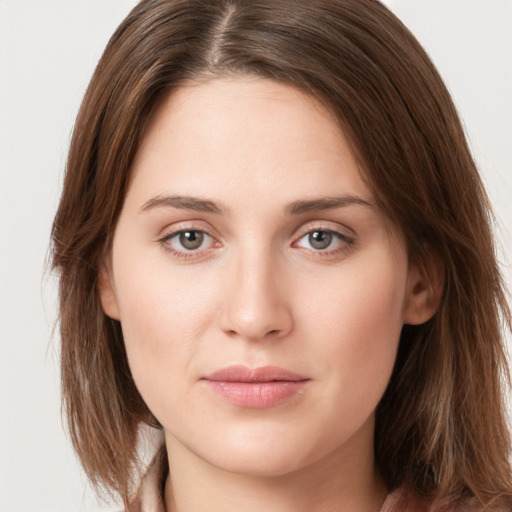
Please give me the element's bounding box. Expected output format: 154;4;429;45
161;229;217;255
294;228;353;254
176;230;206;250
303;230;334;250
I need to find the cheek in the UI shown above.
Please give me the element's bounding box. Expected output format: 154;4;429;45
300;250;406;406
110;242;220;407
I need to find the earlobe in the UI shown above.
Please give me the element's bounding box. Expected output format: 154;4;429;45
97;262;121;320
403;255;444;326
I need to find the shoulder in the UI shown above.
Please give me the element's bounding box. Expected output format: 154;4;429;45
125;452;166;512
379;487;504;512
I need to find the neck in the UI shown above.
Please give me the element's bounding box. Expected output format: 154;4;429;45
163;419;387;512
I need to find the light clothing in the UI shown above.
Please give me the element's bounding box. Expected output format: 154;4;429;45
126;456;482;512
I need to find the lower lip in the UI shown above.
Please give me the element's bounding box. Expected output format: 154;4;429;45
204;380;308;408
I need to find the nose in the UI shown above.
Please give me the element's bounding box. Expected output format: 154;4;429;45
218;250;294;341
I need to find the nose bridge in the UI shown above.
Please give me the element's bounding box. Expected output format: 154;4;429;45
219;239;293;340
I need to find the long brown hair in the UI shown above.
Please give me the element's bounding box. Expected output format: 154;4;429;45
51;0;512;507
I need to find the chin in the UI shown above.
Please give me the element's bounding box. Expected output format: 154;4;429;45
186;426;328;478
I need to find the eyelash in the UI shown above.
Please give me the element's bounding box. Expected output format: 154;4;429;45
159;226;355;260
160;229;219;260
293;228;355;257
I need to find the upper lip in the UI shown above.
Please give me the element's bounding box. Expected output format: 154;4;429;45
203;365;309;383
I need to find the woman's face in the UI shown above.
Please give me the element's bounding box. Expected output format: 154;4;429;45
100;77;432;477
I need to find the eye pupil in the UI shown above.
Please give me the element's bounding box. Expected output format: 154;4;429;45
309;230;332;250
179;231;204;250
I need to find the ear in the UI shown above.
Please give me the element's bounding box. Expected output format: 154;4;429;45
403;254;444;326
97;262;121;320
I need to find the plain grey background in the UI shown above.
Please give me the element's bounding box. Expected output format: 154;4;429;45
1;1;511;511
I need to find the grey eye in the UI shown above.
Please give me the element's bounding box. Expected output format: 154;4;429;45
179;230;204;250
308;230;333;250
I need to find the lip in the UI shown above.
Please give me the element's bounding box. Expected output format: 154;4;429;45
202;365;310;408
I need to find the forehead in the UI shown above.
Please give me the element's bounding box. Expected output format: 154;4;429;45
127;76;372;209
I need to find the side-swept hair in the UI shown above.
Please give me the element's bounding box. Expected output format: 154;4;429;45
51;0;512;507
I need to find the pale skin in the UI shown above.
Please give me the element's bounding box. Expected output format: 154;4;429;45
99;76;441;512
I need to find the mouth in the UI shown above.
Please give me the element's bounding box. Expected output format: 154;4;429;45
202;365;310;408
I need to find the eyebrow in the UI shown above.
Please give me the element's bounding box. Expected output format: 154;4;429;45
140;195;227;215
139;194;372;216
286;195;372;215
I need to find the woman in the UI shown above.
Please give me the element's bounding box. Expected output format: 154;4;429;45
51;0;512;510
